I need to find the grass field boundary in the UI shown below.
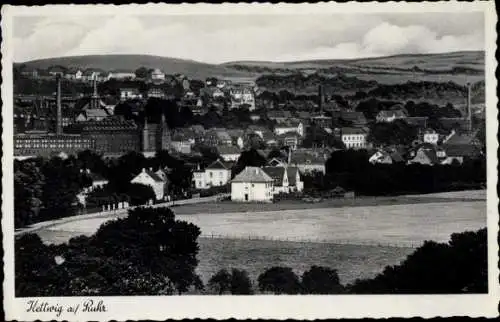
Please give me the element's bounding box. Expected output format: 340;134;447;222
200;233;421;249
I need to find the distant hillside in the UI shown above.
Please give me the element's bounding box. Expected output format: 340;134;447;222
224;51;484;73
17;51;484;87
17;55;258;80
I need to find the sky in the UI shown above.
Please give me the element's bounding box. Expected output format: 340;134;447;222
13;13;484;64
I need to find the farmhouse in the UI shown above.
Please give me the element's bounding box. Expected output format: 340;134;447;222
231;166;274;202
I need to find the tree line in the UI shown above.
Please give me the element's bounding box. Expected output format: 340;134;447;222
15;206;487;296
324;150;486;196
14;149;196;228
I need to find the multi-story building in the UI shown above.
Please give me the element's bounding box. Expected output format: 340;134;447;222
230;86;255;111
14;132;95;158
230;166;274;202
73;118;141;156
340;127;367;149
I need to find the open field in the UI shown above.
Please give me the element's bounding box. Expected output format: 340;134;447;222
168;191;486;217
32;190;486;288
197;238;413;286
36;191;486;246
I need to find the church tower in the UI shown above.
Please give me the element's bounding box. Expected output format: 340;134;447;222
142;116;149;152
158;112;171;151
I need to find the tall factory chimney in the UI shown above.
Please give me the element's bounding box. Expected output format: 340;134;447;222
466;82;472;132
318;84;324;114
56;75;63;135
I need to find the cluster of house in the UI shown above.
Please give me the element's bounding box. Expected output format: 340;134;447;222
369;130;482;166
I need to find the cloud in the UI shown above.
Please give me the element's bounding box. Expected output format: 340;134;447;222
13;13;484;63
276;21;484;61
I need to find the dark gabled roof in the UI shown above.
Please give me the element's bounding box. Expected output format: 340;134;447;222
286;167;300;186
341;127;366;135
443;144;481;157
206;159;233;170
262;166;286;186
145;169;164;182
217;145;241;155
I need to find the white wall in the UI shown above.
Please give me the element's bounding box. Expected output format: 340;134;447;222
205;169;231;187
342;134;366;149
231;182;273;202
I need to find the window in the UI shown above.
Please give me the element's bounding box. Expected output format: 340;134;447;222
209;172;213;178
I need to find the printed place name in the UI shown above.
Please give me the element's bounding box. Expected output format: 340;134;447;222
26;299;107;317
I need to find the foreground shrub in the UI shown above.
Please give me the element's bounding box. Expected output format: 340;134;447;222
208;268;253;295
15;207;203;296
230;269;253;295
301;266;343;294
349;228;487;294
258;266;301;294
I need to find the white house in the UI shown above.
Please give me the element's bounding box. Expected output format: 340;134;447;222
193;160;233;190
107;71;136;80
151;68;166;81
130;168;167;200
423;128;440;145
274;121;304;137
263;166;304;195
231;166;274;202
340;127;367;149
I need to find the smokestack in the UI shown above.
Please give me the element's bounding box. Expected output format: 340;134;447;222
466;82;472;132
56;75;62;135
318;84;324;114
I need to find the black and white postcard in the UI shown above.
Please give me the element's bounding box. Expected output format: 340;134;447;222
2;2;498;320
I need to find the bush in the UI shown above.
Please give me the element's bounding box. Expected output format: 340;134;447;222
301;266;343;294
15;207;203;296
349;228;487;294
230;269;253;295
208;268;253;295
258;266;301;294
208;269;231;295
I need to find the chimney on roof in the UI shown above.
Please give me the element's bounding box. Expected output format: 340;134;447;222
56;75;62;135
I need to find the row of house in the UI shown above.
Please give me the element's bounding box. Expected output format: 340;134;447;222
369;131;482;166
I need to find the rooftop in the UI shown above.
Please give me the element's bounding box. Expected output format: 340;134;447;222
231;166;273;183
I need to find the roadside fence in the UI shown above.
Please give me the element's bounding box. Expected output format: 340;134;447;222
200;233;421;249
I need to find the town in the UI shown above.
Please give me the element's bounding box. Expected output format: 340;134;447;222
7;1;492;304
13;64;485;214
